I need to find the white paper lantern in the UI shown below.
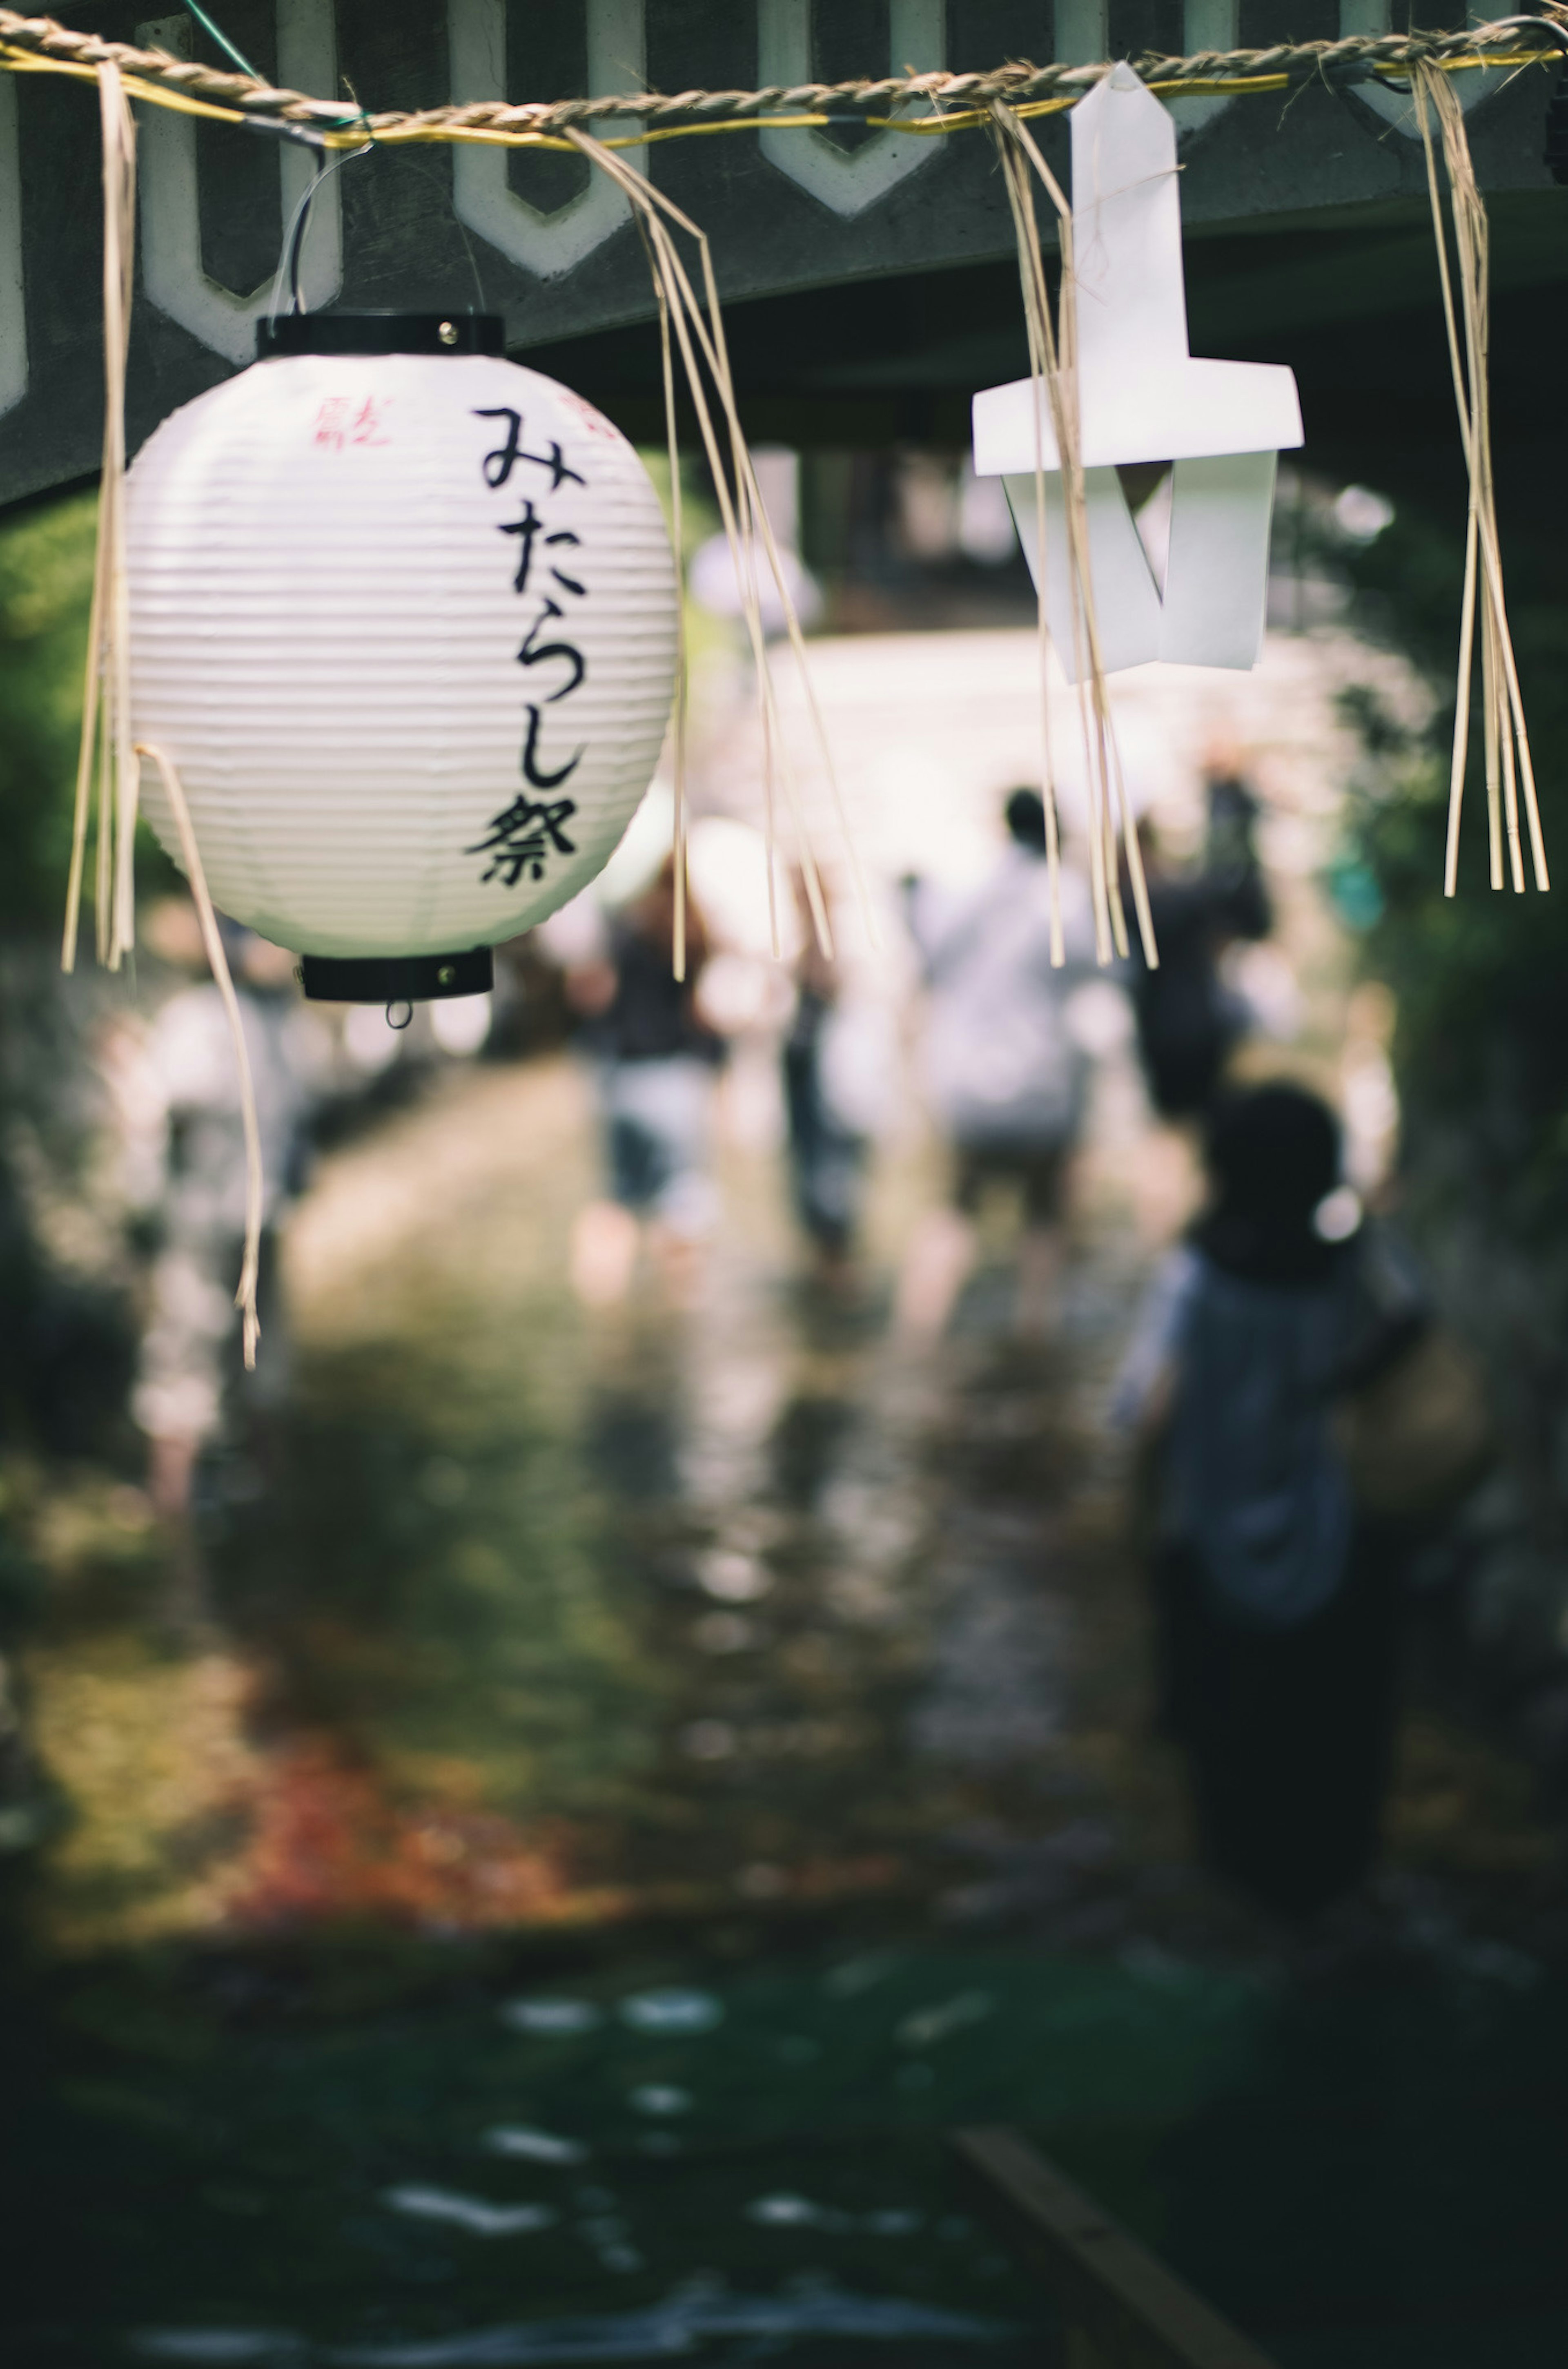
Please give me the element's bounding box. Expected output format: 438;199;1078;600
126;315;678;999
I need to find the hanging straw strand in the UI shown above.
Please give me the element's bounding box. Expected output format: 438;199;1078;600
137;743;264;1367
989;98;1160;972
102;63;137;968
633;204;690;980
64;61;136;973
991;118;1065;966
999;104;1118;959
60;493;103;971
990;109;1109;959
1413;60;1547;897
564;126;848;963
642;153;862;950
67;66;265;1371
1004;100;1158;971
630;172;820;950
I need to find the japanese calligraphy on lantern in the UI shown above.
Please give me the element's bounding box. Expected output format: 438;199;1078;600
468;792;579;885
472;404;589;874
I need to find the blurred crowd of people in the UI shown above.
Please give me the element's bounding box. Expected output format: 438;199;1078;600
92;744;1488;1923
104;756;1280;1515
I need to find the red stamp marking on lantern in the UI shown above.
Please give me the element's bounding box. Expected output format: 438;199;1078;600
313;395;393;450
557;389;622;444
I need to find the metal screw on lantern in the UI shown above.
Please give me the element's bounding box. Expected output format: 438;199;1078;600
438;319;459;347
437;963;457;986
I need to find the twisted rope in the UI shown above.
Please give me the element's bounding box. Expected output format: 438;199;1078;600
0;9;1561;145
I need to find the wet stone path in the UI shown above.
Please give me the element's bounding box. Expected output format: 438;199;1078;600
5;1056;1568;2366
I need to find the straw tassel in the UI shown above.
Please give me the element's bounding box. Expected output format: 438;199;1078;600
64;69;264;1370
1414;61;1546;898
64;62;138;973
138;744;265;1368
566;127;869;968
990;100;1158;972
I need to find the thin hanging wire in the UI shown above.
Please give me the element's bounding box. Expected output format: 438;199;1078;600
183;1;263;82
267;136;372;322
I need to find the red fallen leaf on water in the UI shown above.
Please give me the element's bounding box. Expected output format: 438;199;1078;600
204;1730;911;1937
218;1737;629;1932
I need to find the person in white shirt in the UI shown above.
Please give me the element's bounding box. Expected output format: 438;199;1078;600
896;788;1099;1340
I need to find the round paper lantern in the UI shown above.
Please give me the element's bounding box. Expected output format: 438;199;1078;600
126;313;679;1002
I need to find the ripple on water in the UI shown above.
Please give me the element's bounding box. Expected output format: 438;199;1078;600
133;2279;1019;2363
896;1990;995;2048
746;2194;925;2235
132;2340;297;2365
627;2083;692;2117
382;2187;557;2237
617;1987;724;2035
483;2128;588;2166
499;1999;602;2037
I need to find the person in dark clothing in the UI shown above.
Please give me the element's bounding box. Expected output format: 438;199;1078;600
563;857;725;1305
1129;758;1272;1120
1114;1084;1421;1916
782;932;866;1274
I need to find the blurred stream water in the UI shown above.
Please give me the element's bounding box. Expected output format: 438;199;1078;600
4;1052;1568;2367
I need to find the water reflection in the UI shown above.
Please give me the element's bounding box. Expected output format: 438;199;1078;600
18;1039;1563;1952
10;952;1568;2362
384;2188;559;2238
15;1917;1568;2366
134;2282;1018;2365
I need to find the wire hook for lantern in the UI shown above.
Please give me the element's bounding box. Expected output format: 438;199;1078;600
385;999;414;1031
268;127;374;323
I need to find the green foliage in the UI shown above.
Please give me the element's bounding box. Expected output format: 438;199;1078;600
1340;495;1568;1224
0;491;96;931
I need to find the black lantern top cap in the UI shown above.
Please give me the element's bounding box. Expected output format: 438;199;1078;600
256;311;506;360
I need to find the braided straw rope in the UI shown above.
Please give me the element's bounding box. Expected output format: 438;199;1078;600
0;9;1563;145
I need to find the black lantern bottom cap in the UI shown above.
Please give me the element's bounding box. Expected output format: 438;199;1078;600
298;948;494;1004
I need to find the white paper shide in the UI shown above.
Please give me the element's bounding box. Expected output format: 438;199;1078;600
972;64;1304;679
